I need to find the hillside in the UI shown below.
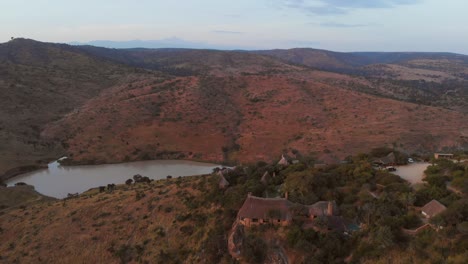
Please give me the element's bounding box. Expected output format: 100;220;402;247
76;46;304;76
255;48;468;113
254;48;468;74
1;39;467;173
1;157;467;263
75;46;468;112
0;185;54;210
0;175;233;263
0;39;151;177
43;72;468;165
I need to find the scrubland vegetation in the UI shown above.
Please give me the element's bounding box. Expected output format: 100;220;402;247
1;151;467;263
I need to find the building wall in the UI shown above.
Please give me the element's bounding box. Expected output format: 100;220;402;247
434;153;453;159
239;217;290;227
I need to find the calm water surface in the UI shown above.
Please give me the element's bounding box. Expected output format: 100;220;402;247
6;160;219;198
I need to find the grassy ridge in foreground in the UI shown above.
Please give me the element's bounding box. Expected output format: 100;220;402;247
0;175;234;263
1;155;467;263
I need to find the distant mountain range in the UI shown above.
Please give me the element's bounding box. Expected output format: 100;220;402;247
69;38;254;50
1;38;467;177
255;48;468;73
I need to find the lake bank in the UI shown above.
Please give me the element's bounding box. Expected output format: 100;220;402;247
5;159;221;198
0;164;48;183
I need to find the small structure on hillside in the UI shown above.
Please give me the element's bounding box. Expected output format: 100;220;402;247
434;153;454;160
372;152;396;167
421;199;446;218
308;201;338;219
217;167;233;176
304;200;358;233
235;194;358;233
219;174;230;189
277;155;289;166
237;193;293;227
260;171;271;185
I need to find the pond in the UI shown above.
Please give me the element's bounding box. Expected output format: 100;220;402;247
392;162;431;185
5;159;220;198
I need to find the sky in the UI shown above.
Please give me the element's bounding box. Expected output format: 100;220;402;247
1;0;468;53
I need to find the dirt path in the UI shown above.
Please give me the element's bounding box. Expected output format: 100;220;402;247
392;162;430;185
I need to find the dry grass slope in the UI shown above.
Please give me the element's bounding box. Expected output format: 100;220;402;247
0;176;233;263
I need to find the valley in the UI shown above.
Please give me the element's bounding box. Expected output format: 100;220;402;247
0;38;467;263
2;1;468;263
1;38;467;180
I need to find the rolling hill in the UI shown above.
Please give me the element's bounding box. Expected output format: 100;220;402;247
1;38;467;176
255;48;468;112
254;48;468;74
78;45;468;112
42;71;468;165
0;39;150;178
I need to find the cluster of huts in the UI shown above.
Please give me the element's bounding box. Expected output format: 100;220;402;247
372;152;397;171
216;155;290;190
216;155;358;234
218;154;451;235
235;193;357;233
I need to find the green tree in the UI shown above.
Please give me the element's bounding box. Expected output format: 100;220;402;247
371;226;394;248
282;170;318;204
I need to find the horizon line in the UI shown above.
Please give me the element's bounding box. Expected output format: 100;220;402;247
3;37;468;56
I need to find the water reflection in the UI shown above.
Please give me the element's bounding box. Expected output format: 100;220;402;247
6;160;219;198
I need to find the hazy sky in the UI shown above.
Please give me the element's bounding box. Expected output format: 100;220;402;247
1;0;467;53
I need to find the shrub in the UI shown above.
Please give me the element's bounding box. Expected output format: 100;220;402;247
180;225;194;235
242;234;267;263
154;226;165;237
135;190;145;201
115;245;133;263
402;212;423;229
175;213;191;222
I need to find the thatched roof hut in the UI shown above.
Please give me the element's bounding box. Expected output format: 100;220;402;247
308;201;338;218
219;175;229;189
237;194;293;226
278;155;289;166
421;199;446;218
372;152;396;166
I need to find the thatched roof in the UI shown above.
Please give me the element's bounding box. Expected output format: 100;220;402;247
219;175;229;189
303;216;355;233
217;167;233;176
238;194;293;221
372;152;396;165
421;199;446;218
308;201;338;217
278;155;289;166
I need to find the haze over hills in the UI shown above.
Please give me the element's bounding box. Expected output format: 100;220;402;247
1;38;467;177
255;48;468;72
254;48;468;113
78;44;468;112
69;38;254;50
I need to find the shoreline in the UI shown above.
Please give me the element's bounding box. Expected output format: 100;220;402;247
0;164;48;183
2;156;231;184
57;156;230;167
